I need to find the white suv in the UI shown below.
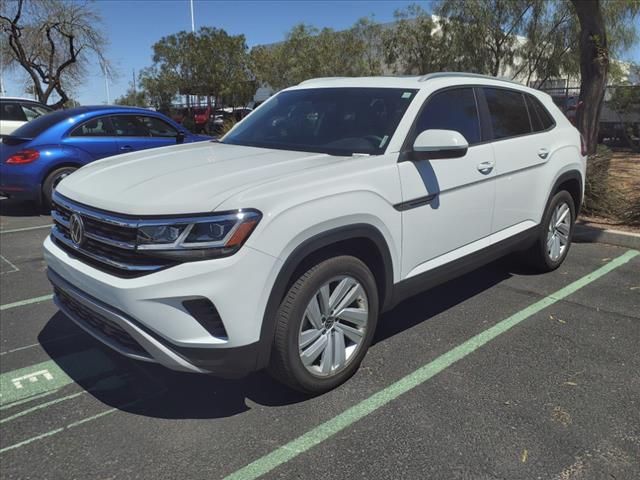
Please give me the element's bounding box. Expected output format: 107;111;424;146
44;73;586;393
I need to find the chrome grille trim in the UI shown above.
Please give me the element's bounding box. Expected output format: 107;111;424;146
51;192;175;276
51;225;163;272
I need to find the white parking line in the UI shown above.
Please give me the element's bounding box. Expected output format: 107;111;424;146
0;255;19;275
0;294;53;312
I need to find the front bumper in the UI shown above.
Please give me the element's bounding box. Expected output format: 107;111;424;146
44;235;281;377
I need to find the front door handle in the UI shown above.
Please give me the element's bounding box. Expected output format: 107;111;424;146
120;145;133;152
538;148;549;159
477;161;494;174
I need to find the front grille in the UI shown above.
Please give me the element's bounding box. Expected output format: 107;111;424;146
51;194;175;277
55;287;150;357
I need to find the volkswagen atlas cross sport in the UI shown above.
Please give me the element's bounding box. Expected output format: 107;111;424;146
44;73;586;394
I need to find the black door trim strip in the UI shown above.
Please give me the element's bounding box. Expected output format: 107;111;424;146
394;193;438;211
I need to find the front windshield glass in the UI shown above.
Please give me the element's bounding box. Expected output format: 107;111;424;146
222;87;418;156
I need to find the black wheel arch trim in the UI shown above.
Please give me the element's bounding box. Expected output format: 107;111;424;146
255;223;395;370
550;170;583;215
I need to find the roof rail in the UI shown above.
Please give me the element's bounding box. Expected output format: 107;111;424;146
298;77;348;85
418;72;523;86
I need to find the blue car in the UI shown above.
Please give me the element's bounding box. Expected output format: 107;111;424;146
0;106;210;207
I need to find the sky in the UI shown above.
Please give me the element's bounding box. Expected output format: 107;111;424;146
3;0;639;105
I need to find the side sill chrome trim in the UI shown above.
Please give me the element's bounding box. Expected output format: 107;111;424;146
394;193;438;211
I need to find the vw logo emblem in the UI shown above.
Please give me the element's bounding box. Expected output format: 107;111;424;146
69;213;85;246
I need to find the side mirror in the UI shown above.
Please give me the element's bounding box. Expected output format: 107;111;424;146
176;131;186;144
412;129;469;160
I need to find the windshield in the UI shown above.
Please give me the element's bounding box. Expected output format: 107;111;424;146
222;87;418;156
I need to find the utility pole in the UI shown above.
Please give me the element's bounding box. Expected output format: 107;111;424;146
190;0;195;33
133;69;136;94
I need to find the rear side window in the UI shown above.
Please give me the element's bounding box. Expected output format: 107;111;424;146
414;88;481;145
484;88;532;140
1;102;27;122
525;95;555;132
70;117;115;137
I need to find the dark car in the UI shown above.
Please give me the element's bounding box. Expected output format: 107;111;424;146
0;105;211;207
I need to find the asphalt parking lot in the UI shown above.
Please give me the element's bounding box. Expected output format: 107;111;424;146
1;198;639;480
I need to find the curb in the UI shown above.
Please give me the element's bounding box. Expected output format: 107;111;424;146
573;224;640;249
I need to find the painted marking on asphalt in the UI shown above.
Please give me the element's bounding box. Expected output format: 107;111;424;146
0;255;19;274
224;249;639;480
0;390;60;411
0;334;82;356
0;387;167;454
0;349;115;406
0;294;53;311
0;224;52;234
1;375;129;424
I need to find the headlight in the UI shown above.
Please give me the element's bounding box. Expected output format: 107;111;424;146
136;210;261;260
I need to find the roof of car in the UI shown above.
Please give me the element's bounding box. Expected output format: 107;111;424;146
0;96;48;103
295;72;536;92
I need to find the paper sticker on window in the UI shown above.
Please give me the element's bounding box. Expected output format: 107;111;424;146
402;92;412;99
379;135;389;148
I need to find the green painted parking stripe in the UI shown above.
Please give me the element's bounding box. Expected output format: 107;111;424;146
0;294;53;312
224;249;639;480
0;224;52;234
0;349;115;406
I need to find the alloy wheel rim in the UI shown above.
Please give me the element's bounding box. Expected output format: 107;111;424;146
298;275;369;377
546;201;571;261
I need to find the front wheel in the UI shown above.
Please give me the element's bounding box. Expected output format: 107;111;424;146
267;256;379;394
42;166;77;209
525;190;575;272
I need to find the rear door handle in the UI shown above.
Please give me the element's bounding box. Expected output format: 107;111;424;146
477;161;495;174
538;148;549;159
120;145;133;152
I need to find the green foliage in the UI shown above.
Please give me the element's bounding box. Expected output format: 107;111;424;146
140;26;252;107
114;87;146;107
250;18;384;90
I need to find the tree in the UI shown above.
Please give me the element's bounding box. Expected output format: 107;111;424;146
149;27;252;107
571;0;609;154
0;0;112;109
436;0;533;76
383;4;443;75
138;66;177;111
114;86;146;107
569;0;639;153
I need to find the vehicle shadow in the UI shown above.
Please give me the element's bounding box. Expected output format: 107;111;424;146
39;256;532;420
0;198;44;217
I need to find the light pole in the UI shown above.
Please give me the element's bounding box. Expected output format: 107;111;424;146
190;0;195;33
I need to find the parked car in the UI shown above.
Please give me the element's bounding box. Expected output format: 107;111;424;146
210;107;252;134
0;97;53;137
44;73;585;393
1;105;210;207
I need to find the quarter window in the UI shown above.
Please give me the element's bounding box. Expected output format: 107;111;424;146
484;88;532;139
1;102;27;122
414;88;481;145
525;95;555;132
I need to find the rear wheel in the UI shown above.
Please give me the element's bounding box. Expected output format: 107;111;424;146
42;166;77;209
267;255;378;394
525;190;575;272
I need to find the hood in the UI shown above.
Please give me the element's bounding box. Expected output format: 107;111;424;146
56;141;342;215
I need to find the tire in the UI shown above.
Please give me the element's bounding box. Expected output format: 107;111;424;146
267;255;379;394
42;166;77;209
525;190;575;272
